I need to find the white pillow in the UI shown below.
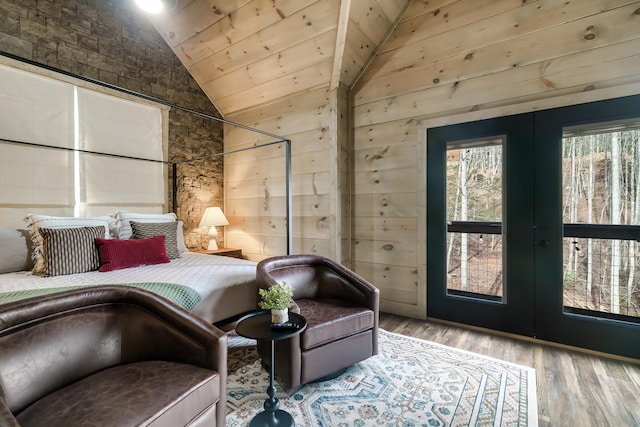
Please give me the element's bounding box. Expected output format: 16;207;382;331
114;211;176;239
114;211;186;253
24;214;112;275
0;227;33;273
176;220;187;254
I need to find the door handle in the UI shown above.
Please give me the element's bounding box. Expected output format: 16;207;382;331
538;240;549;248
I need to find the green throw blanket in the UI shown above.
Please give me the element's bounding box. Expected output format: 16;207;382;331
0;283;202;311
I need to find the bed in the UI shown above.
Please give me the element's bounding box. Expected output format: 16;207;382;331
0;217;258;325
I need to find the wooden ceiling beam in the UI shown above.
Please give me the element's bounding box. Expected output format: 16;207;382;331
330;0;351;91
351;0;414;91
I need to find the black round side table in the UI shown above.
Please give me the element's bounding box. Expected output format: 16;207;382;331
235;310;307;427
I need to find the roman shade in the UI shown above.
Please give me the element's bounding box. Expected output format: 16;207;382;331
0;63;167;224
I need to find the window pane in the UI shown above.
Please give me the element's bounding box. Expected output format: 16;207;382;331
447;232;503;298
562;129;640;226
563;237;639;318
446;142;502;222
446;140;503;299
562;124;640;319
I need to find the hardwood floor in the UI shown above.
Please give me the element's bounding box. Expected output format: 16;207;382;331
378;313;640;427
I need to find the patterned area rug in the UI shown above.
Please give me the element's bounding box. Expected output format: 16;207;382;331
226;329;538;426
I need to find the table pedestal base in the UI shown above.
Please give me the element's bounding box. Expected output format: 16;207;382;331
249;409;294;427
235;312;306;427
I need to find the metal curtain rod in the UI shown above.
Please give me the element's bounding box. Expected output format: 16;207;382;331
0;138;287;165
0;137;293;255
0;51;294;254
0;138;170;164
173;139;285;164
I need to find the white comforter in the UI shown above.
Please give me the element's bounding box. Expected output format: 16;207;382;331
0;252;258;323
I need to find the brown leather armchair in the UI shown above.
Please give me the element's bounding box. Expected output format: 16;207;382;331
0;286;227;427
256;254;379;389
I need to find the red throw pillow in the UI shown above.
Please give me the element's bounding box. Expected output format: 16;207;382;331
95;235;170;272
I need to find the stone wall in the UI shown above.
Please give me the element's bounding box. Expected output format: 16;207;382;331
0;0;223;249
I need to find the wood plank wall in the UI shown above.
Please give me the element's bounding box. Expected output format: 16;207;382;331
221;0;640;319
224;88;336;261
352;0;640;319
224;84;351;263
219;0;401;263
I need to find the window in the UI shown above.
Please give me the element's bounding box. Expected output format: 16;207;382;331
0;63;167;224
561;119;640;320
428;95;640;358
446;138;504;300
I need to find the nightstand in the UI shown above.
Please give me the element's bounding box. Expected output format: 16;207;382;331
194;248;243;259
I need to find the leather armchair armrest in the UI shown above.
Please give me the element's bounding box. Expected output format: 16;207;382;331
115;286;228;427
0;397;19;427
317;257;380;310
114;286;228;375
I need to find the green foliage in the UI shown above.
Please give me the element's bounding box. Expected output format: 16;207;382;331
258;282;293;310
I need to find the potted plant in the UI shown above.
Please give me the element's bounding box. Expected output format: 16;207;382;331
258;281;294;324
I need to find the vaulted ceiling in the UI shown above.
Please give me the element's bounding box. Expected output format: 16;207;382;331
148;0;410;116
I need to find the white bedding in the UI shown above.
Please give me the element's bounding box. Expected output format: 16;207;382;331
0;252;258;323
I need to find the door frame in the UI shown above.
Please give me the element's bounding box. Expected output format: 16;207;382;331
534;94;640;358
426;113;536;336
425;95;640;359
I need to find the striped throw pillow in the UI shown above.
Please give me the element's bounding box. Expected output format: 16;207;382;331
130;221;180;259
39;226;104;277
24;214;112;275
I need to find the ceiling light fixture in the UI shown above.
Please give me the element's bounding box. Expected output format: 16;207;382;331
134;0;177;14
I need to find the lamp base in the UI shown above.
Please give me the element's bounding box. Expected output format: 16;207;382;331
207;227;219;250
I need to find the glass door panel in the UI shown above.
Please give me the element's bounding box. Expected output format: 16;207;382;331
534;95;640;358
561;122;640;321
427;113;535;336
446;140;504;300
429;95;640;358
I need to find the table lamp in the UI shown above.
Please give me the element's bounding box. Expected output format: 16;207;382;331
199;207;229;250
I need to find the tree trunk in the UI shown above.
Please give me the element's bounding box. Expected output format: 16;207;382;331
628;132;639;312
587;135;595;308
610;133;621;314
460;149;469;291
563;137;577;282
446;151;462;277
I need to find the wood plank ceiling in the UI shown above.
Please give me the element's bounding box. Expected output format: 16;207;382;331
148;0;411;116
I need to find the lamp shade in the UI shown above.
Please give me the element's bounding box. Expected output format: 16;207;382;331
199;207;229;228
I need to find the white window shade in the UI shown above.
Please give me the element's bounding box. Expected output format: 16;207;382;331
76;87;166;216
0;65;76;223
0;65;167;225
82;156;165;205
0;145;74;205
76;88;163;160
0;64;74;148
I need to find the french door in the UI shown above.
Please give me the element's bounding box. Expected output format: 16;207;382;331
427;95;640;359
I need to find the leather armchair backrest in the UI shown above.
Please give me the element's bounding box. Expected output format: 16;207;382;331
0;289;214;415
1;305;126;413
257;255;379;310
266;265;322;299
